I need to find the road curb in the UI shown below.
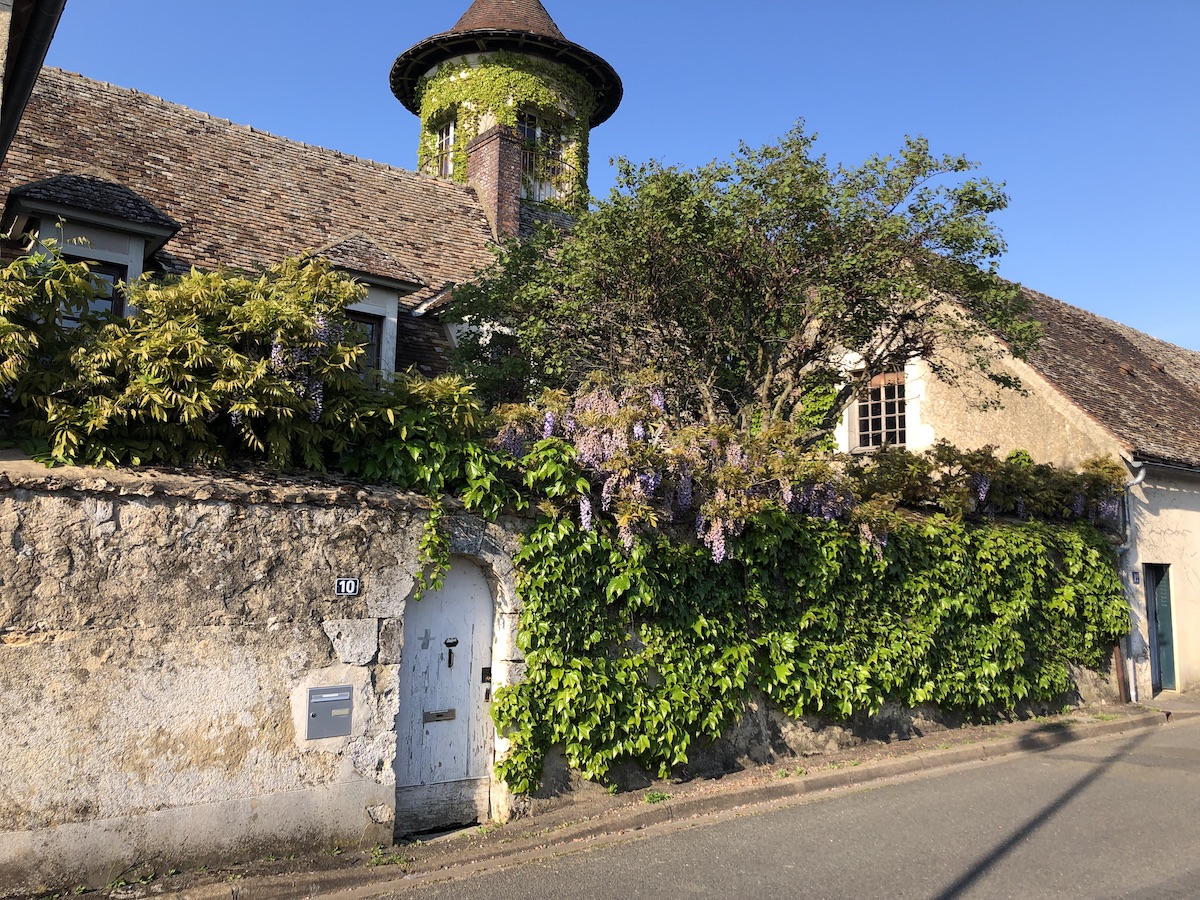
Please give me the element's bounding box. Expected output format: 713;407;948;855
143;710;1170;900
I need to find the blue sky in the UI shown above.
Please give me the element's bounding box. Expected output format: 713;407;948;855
43;1;1200;348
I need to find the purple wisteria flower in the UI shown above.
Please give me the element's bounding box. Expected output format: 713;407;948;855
970;473;991;504
496;423;526;457
705;519;728;564
308;381;324;422
601;475;619;512
676;468;694;511
579;494;594;532
791;482;853;521
1098;496;1121;523
618;522;636;553
542;410;557;438
639;470;662;496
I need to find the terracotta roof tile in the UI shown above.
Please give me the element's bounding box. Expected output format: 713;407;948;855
312;232;425;288
1;69;498;373
452;0;566;40
1022;288;1200;470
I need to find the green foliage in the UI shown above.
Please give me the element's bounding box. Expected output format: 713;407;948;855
7;254;368;468
0;249;523;519
495;493;1128;792
0;251;1128;805
846;442;1126;525
415;53;593;206
490;380;1124;562
414;500;450;602
450;127;1038;443
491;439;1128;792
0;245;104;395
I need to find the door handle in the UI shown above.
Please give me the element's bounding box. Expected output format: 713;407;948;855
444;637;459;669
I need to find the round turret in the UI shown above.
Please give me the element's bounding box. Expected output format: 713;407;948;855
391;0;622;206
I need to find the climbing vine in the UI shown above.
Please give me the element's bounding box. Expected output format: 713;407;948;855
487;385;1130;792
415;53;595;206
493;481;1129;792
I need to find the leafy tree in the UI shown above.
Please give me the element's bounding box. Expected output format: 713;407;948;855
0;250;516;515
450;127;1040;445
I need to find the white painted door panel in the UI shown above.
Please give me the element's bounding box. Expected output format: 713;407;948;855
395;559;493;831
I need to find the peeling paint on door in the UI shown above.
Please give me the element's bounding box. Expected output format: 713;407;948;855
394;558;494;833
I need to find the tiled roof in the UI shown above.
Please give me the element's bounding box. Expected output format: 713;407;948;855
518;200;574;240
0;68;498;375
8;172;180;231
312;232;425;288
1022;288;1200;470
453;0;566;40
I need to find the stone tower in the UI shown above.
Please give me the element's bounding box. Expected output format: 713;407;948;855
391;0;622;237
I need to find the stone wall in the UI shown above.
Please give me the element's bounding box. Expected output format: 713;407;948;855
0;455;522;893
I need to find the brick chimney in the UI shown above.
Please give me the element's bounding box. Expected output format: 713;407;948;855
466;124;524;241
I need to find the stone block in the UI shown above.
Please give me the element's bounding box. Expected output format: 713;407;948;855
322;619;379;666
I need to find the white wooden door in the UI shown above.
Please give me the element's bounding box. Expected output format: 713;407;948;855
394;559;494;833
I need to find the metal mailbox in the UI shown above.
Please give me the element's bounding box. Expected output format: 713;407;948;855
306;686;353;740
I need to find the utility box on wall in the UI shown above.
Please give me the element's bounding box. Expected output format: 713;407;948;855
306;686;353;740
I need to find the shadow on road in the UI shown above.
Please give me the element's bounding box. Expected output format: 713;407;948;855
932;728;1153;900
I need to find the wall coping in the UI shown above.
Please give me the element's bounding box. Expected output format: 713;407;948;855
0;449;440;512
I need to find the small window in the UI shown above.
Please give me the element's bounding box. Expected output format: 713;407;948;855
61;257;128;325
435;120;455;178
855;372;906;449
347;311;384;372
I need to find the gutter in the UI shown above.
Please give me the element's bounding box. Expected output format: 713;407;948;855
0;0;67;166
1118;459;1146;703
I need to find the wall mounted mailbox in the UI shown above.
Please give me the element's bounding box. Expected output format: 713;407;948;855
306;686;353;740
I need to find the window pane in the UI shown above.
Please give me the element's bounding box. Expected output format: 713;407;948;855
856;372;906;450
347;313;383;372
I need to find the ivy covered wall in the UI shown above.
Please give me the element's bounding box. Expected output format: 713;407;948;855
414;52;595;203
493;508;1128;792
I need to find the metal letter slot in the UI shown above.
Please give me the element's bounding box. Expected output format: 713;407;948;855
423;708;457;723
306;685;354;740
444;637;459;669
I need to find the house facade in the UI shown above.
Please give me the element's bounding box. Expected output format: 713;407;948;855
834;287;1200;700
0;0;624;890
0;0;1197;888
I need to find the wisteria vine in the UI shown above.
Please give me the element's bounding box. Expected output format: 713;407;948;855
493;378;1126;562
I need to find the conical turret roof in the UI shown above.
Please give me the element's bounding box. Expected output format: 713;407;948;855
452;0;566;41
391;0;622;127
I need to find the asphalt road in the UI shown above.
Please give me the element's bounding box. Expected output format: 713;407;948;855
368;719;1200;900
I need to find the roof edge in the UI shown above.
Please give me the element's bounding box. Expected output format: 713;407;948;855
391;28;623;127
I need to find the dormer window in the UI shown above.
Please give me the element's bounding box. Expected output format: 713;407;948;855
517;111;566;202
2;174;180;323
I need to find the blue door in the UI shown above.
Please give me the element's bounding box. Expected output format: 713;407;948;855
1145;564;1175;692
